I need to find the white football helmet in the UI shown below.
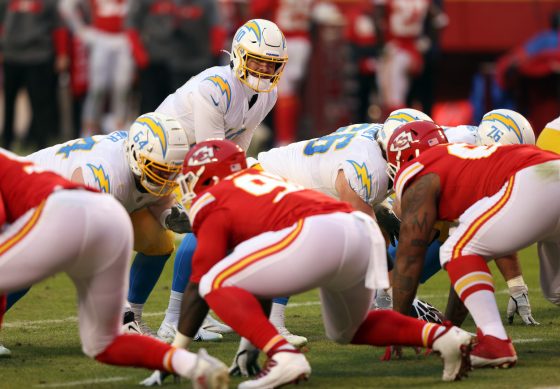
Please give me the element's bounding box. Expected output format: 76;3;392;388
126;112;189;196
230;19;288;93
477;109;535;146
377;108;434;153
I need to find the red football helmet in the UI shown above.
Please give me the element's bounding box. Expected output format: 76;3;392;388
179;139;247;202
386;120;448;179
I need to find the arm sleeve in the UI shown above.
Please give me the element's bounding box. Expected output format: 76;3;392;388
190;210;230;283
192;82;228;142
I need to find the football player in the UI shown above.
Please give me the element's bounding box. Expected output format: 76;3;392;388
387;121;560;368
0;112;194;356
0;149;228;388
174;139;473;387
59;0;134;134
378;108;540;327
152;18;292;346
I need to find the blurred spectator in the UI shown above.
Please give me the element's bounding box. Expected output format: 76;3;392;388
127;0;226;115
373;0;431;119
494;10;560;133
59;0;133;135
496;11;560;91
250;0;314;145
407;0;447;116
0;0;69;150
344;1;379;123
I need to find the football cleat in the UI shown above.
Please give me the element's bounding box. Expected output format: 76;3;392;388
191;348;229;389
122;310;143;335
471;329;517;368
0;343;11;358
202;314;234;334
238;350;311;389
432;324;474;381
276;326;308;348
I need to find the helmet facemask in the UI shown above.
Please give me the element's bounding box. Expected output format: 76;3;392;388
234;46;287;92
137;153;182;196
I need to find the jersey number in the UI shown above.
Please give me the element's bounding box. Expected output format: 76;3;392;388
233;172;303;203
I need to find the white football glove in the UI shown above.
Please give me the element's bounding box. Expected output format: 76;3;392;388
507;286;539;325
140;370;180;386
229;337;261;377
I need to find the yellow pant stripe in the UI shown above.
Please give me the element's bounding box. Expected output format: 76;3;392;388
0;201;45;256
212;219;304;290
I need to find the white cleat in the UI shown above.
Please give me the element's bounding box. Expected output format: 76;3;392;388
202;314;233;334
0;344;11;358
238;350;311;389
277;327;308;348
191;348;229;389
432;325;474;381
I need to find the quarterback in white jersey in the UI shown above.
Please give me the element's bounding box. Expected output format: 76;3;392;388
257;123;388;210
156;19;288;151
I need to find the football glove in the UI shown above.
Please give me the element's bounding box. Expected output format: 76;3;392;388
507;286;539;325
164;205;191;234
139;370;179;386
410;298;444;324
373;203;400;246
229;337;261;377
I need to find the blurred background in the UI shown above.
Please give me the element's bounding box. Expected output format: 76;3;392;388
0;0;558;153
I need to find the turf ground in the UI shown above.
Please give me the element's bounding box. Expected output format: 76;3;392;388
1;244;559;388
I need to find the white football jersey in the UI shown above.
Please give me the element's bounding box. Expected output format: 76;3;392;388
156;65;277;151
257;123;388;206
443;125;480;145
27;131;165;213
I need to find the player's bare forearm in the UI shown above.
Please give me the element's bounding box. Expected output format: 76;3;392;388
445;286;469;326
178;282;209;338
392;175;439;315
495;252;522;282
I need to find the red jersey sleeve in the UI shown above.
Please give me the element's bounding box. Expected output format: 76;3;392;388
190;209;231;283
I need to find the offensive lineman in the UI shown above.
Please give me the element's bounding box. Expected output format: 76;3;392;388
0;113;193;356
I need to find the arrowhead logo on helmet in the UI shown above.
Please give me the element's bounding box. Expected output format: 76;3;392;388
179;139;247;204
386;121;448;180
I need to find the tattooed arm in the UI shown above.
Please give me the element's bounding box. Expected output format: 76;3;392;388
392;173;440;315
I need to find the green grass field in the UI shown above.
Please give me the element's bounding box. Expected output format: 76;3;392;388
1;245;559;388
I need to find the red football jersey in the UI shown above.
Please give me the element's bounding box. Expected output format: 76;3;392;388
89;0;127;33
394;144;560;221
0;149;90;223
188;168;353;282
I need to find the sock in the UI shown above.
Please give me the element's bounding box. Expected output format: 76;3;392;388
7;288;30;311
274;95;298;145
129;303;145;321
269;301;287;328
446;255;507;340
171;348;198;378
95;334;173;370
205;286;295;356
128;253;170;304
163;290;183;325
351;310;445;348
171;234;197;293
